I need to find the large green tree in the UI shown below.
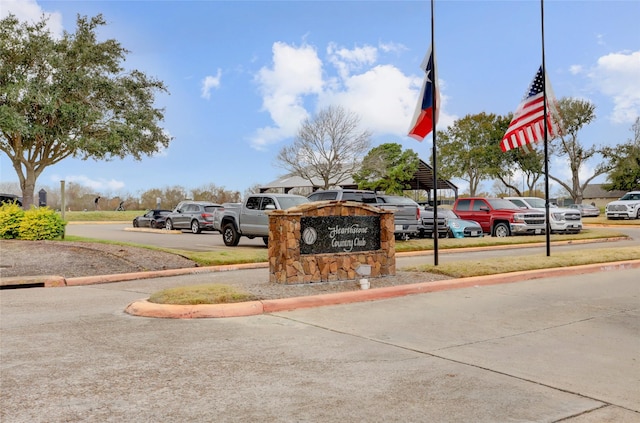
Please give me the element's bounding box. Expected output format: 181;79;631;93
435;112;511;196
353;143;419;194
603;117;640;191
0;14;171;208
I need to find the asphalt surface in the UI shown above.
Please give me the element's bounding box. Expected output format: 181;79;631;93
1;259;639;422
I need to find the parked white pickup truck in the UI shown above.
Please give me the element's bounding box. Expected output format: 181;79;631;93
505;196;582;234
213;193;309;246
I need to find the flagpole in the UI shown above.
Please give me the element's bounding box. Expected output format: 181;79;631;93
541;0;551;256
430;0;439;266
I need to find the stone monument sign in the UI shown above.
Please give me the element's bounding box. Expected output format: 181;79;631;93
268;201;395;284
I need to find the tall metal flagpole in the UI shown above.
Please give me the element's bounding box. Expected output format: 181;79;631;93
541;0;551;256
430;0;438;266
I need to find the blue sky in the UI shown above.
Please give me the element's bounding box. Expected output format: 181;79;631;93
1;0;639;198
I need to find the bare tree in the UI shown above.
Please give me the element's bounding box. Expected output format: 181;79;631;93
549;98;616;203
275;106;371;190
191;183;240;204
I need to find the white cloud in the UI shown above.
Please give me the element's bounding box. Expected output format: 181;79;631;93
588;50;640;124
201;70;222;100
569;65;583;75
327;42;377;80
378;41;407;54
251;41;456;151
251;42;324;150
0;0;63;38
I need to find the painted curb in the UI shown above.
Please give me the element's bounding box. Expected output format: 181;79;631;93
124;227;182;234
0;275;65;288
124;259;640;319
124;300;264;318
65;262;269;286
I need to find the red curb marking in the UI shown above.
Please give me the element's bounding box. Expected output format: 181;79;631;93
124;260;640;319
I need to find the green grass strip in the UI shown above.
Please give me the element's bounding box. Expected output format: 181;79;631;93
405;246;640;278
148;284;258;305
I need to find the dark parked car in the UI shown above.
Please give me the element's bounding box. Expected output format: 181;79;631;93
165;201;221;234
419;207;449;238
132;209;172;229
0;193;22;207
374;195;421;239
568;203;600;217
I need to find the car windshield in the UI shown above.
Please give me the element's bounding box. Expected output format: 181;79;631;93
278;196;310;210
619;193;640;201
524;198;545;208
487;198;520;210
379;196;417;205
441;209;458;219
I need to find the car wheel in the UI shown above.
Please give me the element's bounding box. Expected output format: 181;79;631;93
133;219;139;228
637;209;640;219
222;223;240;246
263;236;269;246
493;222;510;237
191;220;201;234
165;219;174;231
150;220;157;228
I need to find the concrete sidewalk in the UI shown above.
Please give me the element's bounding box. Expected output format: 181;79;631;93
2;264;638;422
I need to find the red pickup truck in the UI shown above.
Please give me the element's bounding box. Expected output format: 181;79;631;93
452;197;546;237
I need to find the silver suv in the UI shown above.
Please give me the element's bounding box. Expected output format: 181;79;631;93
165;201;221;234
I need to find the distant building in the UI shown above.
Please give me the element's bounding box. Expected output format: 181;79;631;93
260;159;458;204
582;184;627;201
564;184;628;208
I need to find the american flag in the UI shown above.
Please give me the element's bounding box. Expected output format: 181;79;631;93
500;66;561;152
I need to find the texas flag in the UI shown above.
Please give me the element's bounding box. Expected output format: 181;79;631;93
408;45;439;141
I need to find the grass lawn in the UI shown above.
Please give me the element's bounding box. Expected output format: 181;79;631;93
58;213;639;306
148;284;258;305
61;210;142;222
407;245;640;278
65;226;631;268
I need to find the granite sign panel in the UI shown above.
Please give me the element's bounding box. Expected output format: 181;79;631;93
300;215;380;255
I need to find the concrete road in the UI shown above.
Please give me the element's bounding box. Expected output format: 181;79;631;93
1;267;638;422
66;223;640;256
66;222;266;251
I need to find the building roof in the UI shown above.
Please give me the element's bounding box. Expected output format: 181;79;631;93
260;159;458;194
582;184;627;199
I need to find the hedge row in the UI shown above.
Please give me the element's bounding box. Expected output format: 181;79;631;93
0;203;66;240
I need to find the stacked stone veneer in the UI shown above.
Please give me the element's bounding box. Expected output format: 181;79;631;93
268;201;396;284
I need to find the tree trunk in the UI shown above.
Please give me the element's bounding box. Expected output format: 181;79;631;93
17;163;39;210
21;176;37;210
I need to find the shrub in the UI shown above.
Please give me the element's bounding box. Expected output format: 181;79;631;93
0;202;25;239
18;207;67;240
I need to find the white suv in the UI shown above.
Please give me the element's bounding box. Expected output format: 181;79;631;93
605;191;640;220
505;197;583;234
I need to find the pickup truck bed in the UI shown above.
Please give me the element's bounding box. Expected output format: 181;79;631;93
213;194;309;246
